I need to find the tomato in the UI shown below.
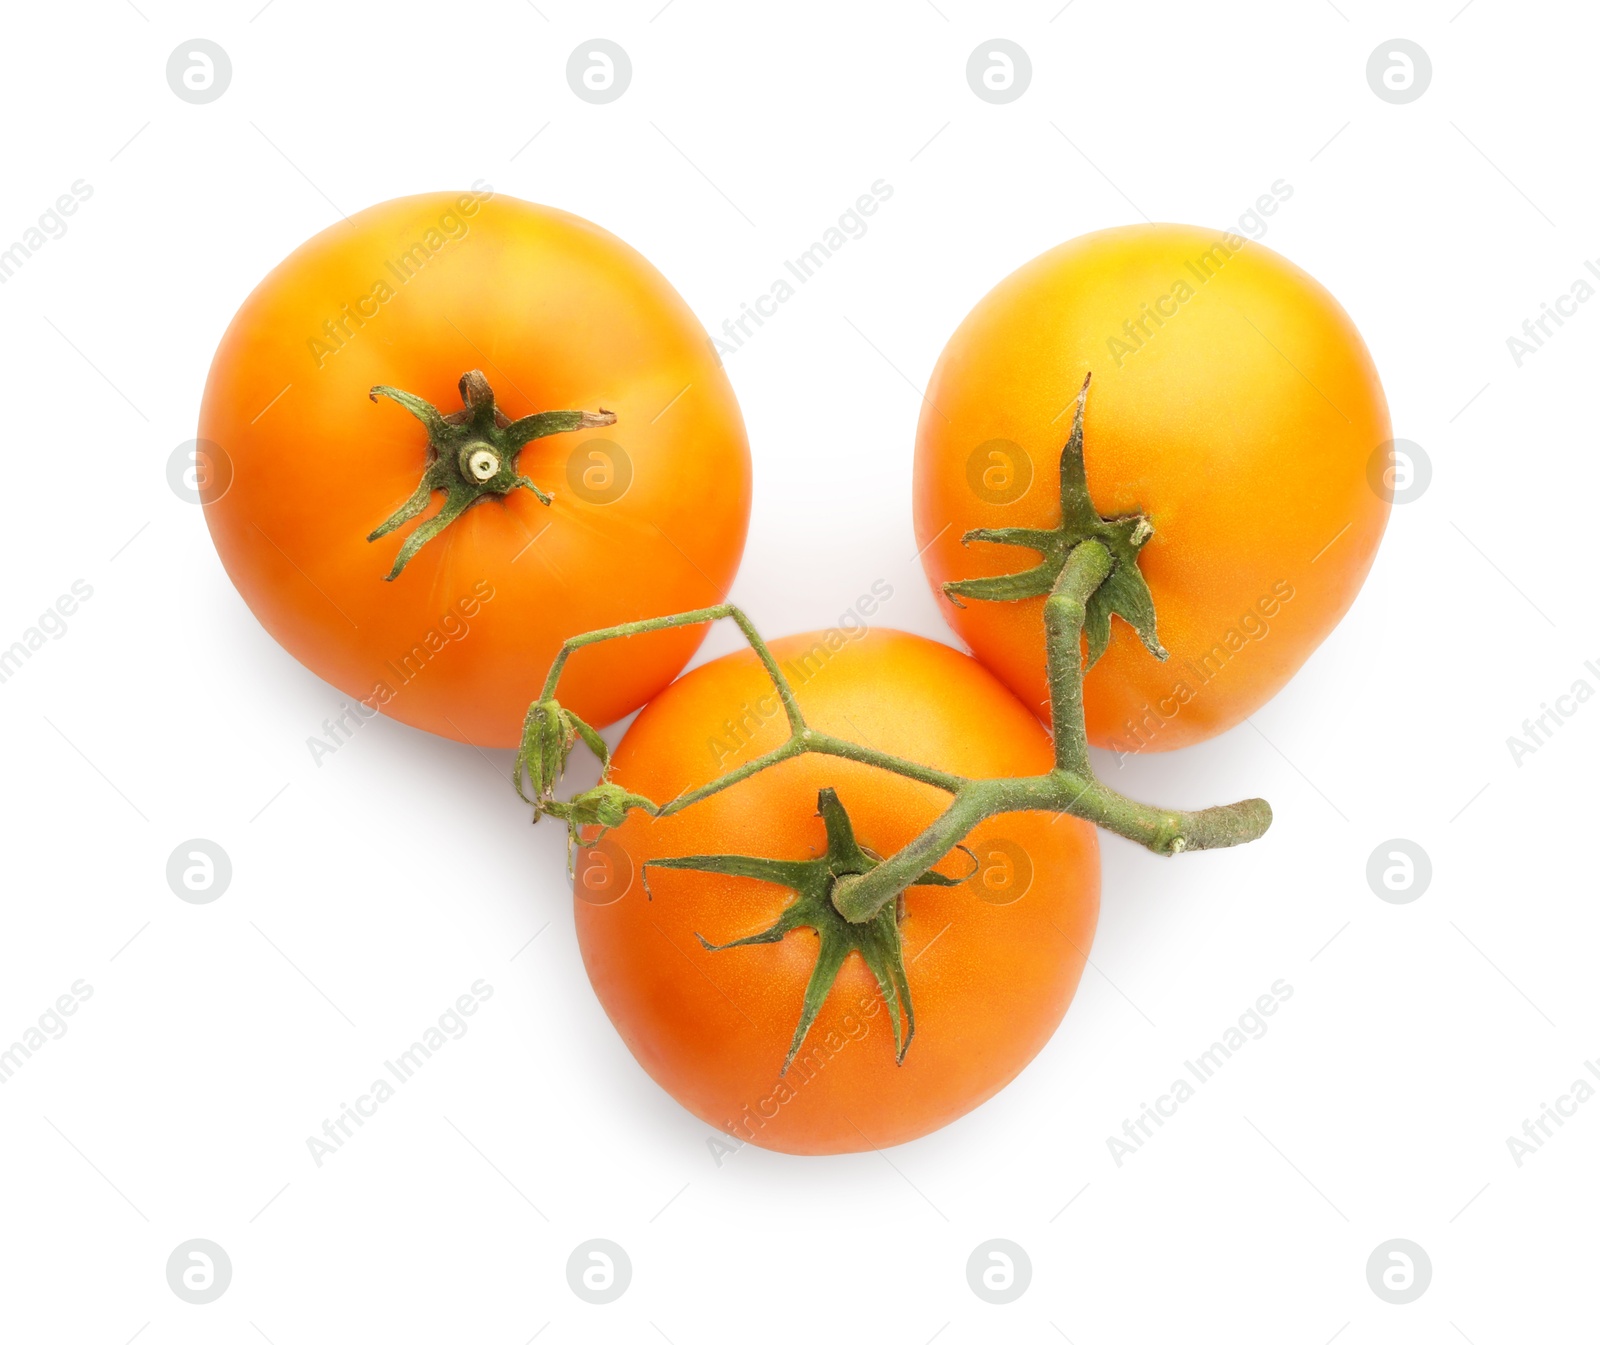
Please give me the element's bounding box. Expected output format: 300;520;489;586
199;189;749;746
573;629;1098;1155
914;223;1390;753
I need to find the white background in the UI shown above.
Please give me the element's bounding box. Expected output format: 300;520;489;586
1;1;1594;1341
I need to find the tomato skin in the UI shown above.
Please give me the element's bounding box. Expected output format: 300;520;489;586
199;191;749;746
575;629;1098;1155
914;224;1390;752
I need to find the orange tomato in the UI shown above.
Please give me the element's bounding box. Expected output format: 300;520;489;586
574;629;1099;1155
199;189;748;746
914;223;1390;753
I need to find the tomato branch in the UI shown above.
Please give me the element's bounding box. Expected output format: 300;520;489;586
517;371;1270;934
519;592;1270;926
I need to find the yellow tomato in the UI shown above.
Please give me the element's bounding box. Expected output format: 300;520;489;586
915;223;1390;752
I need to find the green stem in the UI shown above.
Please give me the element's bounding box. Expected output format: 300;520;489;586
807;733;967;795
727;608;807;736
649;732;969;821
831;784;1003;922
655;738;808;817
1065;779;1275;854
831;769;1272;922
539;608;970;813
540;605;730;700
541;607;971;800
533;595;1270;927
1045;540;1112;774
830;535;1272;923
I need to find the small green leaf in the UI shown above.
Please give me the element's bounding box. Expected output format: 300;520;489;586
908;867;964;888
370;384;451;436
855;912;912;1063
960;526;1060;553
1055;374;1103;535
382;489;474;581
505;408;616;449
647;852;819;893
511;474;554;506
1083;595;1114;669
943;560;1059;608
368;466;445;542
787;927;855;1071
566;711;610;771
1091;548;1166;663
816;787;866;866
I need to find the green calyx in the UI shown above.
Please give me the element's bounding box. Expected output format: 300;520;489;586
547;782;658;851
943;373;1168;668
367;369;616;580
512;697;655;847
644;788;966;1072
513;697;608;809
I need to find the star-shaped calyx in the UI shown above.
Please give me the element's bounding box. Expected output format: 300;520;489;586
367;369;615;580
943;373;1167;668
644;788;967;1072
